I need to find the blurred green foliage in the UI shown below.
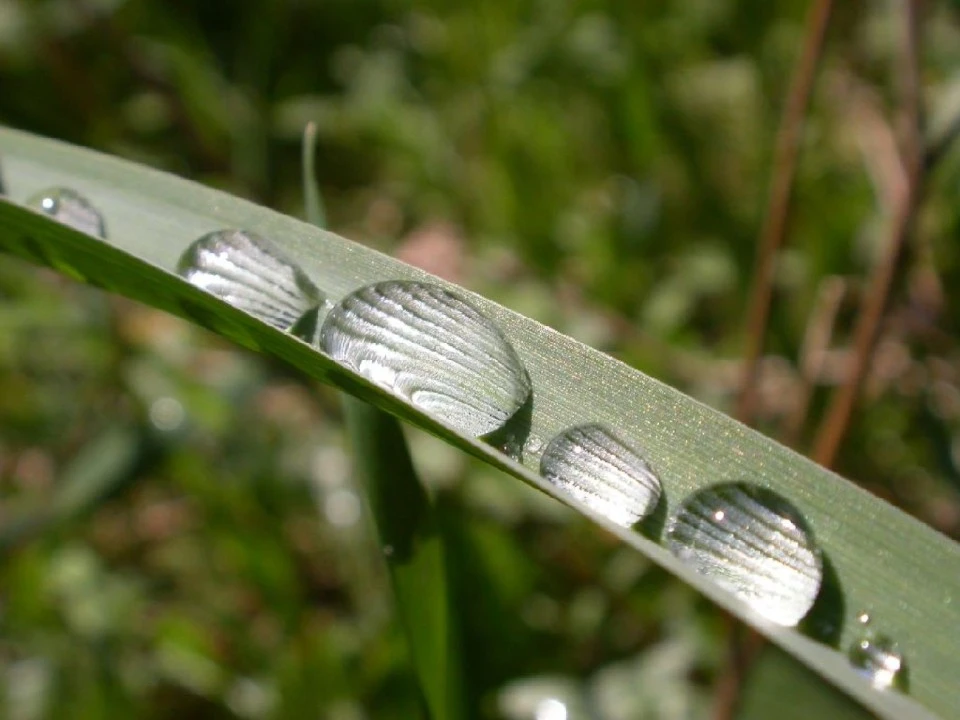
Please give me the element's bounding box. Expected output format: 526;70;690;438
3;0;960;717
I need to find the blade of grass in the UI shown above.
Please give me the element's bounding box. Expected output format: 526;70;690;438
343;401;461;720
301;122;327;230
302;125;463;720
0;127;954;719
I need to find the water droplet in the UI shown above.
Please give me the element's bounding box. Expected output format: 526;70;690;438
177;230;323;331
539;424;661;527
27;187;106;237
320;280;531;438
524;435;544;456
848;613;908;691
665;483;822;626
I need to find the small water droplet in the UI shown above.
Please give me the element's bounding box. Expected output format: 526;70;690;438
177;229;323;331
848;613;908;691
665;483;822;626
539;424;661;527
524;435;544;456
27;187;106;237
320;280;531;438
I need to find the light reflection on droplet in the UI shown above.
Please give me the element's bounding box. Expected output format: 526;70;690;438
320;280;531;438
524;435;544;456
28;187;106;237
666;483;822;626
848;612;908;692
540;423;661;528
177;229;323;331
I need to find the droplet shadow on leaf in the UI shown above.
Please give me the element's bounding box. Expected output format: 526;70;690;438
798;552;845;646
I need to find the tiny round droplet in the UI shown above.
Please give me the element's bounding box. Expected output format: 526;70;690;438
28;187;106;237
666;483;822;626
540;423;661;527
177;229;323;331
320;280;531;438
524;435;545;456
848;613;908;691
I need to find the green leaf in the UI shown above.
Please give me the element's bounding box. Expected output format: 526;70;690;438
0;126;955;719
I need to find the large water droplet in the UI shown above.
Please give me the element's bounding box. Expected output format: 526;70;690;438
177;229;324;331
28;187;106;237
665;483;822;626
848;613;908;691
320;280;531;438
539;423;661;527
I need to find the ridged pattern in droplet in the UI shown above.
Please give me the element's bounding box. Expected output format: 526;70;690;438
540;424;661;527
177;229;323;331
320;281;531;438
28;187;105;238
665;483;822;626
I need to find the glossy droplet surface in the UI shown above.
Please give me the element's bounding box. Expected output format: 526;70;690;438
666;483;822;626
524;435;545;456
320;280;531;438
848;614;907;691
28;187;105;237
177;229;323;331
540;424;661;527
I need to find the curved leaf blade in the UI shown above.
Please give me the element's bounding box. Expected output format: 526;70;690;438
0;126;954;719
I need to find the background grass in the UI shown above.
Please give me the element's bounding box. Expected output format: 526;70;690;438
3;1;960;718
